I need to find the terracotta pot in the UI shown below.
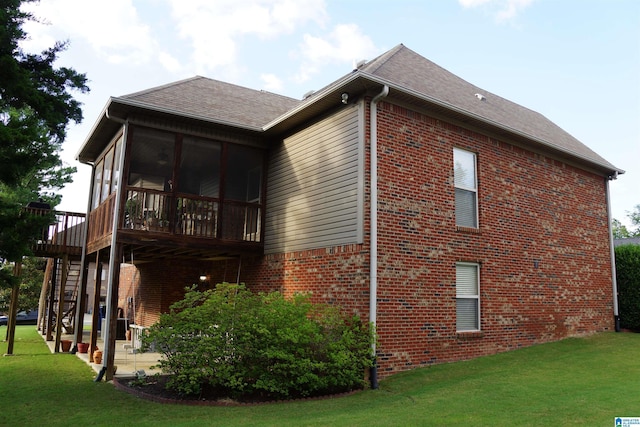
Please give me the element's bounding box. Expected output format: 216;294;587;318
93;350;103;364
61;340;72;352
77;342;89;353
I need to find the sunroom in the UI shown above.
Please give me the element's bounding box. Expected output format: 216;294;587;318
86;124;265;260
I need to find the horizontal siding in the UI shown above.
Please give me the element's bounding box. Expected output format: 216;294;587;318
265;104;362;253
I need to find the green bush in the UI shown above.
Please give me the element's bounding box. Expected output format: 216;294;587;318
616;244;640;330
142;283;374;398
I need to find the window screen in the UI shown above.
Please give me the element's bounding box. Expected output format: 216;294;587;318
456;263;480;331
454;148;478;228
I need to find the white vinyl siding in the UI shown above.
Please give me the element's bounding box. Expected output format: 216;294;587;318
456;263;480;331
265;104;363;253
454;148;478;228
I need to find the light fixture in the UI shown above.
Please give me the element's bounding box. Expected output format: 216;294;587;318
199;275;208;282
341;92;349;104
157;150;169;165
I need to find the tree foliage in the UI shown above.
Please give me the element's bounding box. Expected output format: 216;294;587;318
0;257;45;312
143;283;375;398
612;205;640;239
615;244;640;330
0;0;89;262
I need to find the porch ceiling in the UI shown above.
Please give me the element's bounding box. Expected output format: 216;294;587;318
115;230;263;263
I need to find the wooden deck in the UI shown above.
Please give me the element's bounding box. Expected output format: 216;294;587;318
26;208;86;259
86;188;264;262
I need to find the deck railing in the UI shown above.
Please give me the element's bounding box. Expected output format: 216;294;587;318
120;188;261;242
25;208;86;256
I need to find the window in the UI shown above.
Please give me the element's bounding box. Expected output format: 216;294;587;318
454;148;478;228
92;159;103;210
100;146;114;203
456;263;480;331
178;136;221;197
127;127;175;190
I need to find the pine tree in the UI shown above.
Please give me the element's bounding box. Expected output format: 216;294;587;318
0;0;89;262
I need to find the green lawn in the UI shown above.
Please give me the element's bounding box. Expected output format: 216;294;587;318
1;327;638;426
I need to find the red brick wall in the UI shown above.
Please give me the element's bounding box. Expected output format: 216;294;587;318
118;260;210;326
375;101;612;374
240;100;614;376
122;99;614;378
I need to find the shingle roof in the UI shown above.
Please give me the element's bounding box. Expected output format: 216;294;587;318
358;44;619;172
121;76;300;129
79;44;620;175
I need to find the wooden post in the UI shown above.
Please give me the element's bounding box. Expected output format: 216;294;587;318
89;251;102;362
54;254;69;352
37;259;54;333
5;262;22;355
45;258;57;341
104;245;122;381
73;255;91;348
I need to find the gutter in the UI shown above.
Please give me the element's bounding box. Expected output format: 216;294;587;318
606;173;621;332
369;85;389;389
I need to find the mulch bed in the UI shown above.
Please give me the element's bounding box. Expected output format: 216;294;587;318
113;375;360;406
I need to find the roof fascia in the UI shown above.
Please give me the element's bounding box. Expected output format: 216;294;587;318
75;99;113;164
108;96;265;133
262;72;363;131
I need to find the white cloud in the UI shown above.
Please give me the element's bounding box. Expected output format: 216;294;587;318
166;0;328;74
260;73;284;92
158;51;183;74
458;0;535;23
458;0;493;6
20;0;160;65
294;24;379;83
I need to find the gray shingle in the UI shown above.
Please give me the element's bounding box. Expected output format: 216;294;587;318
359;44;619;172
122;76;300;129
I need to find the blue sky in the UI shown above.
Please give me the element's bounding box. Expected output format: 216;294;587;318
21;0;640;226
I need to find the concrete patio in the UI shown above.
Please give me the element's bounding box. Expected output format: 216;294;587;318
41;315;163;379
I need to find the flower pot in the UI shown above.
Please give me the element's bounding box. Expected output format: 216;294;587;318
93;350;103;364
61;340;72;352
77;342;89;353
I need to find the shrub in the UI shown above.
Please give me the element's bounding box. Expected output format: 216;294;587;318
142;283;374;398
616;244;640;330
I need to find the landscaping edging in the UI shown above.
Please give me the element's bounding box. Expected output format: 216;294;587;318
112;376;361;406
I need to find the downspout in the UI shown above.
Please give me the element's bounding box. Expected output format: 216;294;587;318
606;173;620;332
369;85;389;389
96;108;129;381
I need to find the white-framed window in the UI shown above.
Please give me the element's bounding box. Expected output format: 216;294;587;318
456;262;480;331
453;148;478;228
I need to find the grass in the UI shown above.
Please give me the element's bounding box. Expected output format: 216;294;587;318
1;327;638;426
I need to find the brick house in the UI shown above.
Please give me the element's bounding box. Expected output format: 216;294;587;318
74;44;623;381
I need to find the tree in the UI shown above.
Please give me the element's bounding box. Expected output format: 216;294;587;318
613;205;640;239
628;204;640;235
0;0;89;262
0;257;45;313
612;218;631;239
0;0;88;352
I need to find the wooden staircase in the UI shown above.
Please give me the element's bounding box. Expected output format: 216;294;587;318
39;257;83;350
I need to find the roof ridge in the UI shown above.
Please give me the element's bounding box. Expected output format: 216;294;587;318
121;76;205;99
122;76;298;103
361;43;406;74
